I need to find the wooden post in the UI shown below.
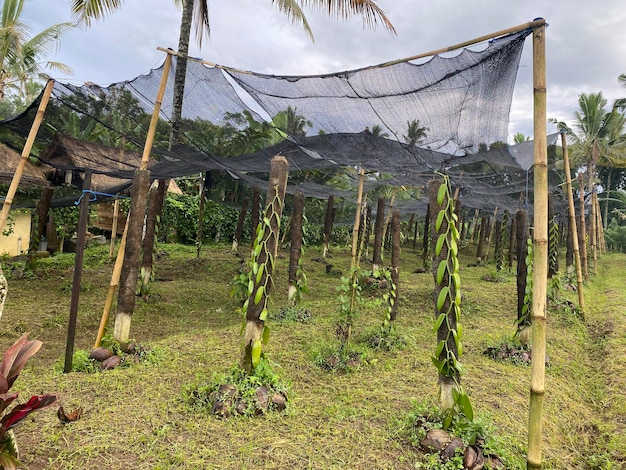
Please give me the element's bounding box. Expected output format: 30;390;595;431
322;195;334;258
560;132;585;316
527;20;548;470
250;186;261;248
390;210;401;321
64;171;93;373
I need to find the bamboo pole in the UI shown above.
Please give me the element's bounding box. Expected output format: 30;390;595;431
158;20;546;75
95;213;130;348
527;22;548;470
560;132;585;317
595;195;606;254
0;79;55;232
141;53;173;169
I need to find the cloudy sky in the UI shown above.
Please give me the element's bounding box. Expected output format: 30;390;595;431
21;0;626;142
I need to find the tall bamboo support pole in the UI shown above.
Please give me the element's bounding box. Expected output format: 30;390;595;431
578;173;589;281
95;214;130;348
527;20;548;470
0;79;54;232
560;132;585;316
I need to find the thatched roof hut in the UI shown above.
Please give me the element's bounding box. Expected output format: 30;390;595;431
0;143;50;188
39;135;147;193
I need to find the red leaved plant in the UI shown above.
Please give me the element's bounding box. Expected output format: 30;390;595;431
0;334;57;470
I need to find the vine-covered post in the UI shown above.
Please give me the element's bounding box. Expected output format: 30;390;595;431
250;186;261;249
548;192;559;279
288;191;305;305
322;195;334;259
232;197;249;252
508;213;517;272
241;156;289;375
428;177;468;417
493;219;503;272
141;178;166;289
515;209;531;345
390;210;401;321
372;195;385;272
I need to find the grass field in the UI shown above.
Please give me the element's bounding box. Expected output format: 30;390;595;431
0;240;624;469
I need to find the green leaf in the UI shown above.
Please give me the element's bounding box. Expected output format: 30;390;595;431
256;263;265;284
435;339;445;358
259;308;268;321
435;210;445;231
436;260;447;284
254;285;265;305
248;279;254;295
434;313;446;332
435;234;446;256
458;393;474;421
262;325;270;344
437;183;447;205
251;339;262;367
452;272;461;290
437;286;450;311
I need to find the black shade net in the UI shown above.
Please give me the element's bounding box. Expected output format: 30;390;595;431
1;26;567;218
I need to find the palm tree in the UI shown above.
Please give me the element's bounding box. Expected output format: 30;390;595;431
404;119;428;146
0;0;74;101
513;132;530;144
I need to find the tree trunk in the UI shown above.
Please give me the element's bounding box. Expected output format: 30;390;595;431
241;157;289;375
494;219;503;272
250;186;261;248
28;186;53;264
390;210;401;321
469;209;479;243
196;174;206;258
288;191;304;304
578;173;588;280
232;197;249;252
322;195;334;258
406;213;415;240
114;169;151;350
372;196;385;271
141;179;166;290
362;204;372;261
603;167;612;230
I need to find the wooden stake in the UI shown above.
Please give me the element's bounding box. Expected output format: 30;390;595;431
561;132;585;316
527;22;548;470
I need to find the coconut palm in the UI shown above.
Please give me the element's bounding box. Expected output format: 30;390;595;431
404;119;428;146
513;132;530;144
0;0;74;101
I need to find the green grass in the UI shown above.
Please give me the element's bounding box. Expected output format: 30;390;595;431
0;242;624;469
